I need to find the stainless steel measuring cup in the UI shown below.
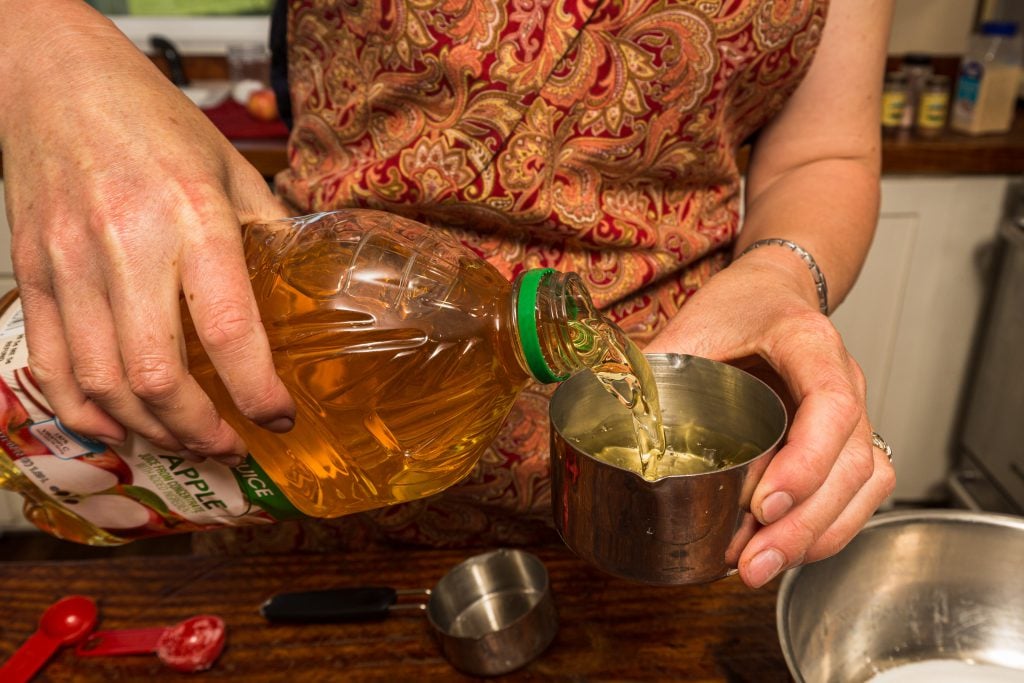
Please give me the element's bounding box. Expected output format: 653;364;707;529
259;548;557;676
550;353;787;585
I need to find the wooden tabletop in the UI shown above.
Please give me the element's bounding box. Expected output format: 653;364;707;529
0;543;791;682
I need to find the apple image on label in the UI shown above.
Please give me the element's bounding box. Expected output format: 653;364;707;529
79;451;134;485
70;494;159;530
18;454;119;495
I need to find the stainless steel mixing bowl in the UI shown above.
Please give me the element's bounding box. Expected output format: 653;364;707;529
777;509;1024;683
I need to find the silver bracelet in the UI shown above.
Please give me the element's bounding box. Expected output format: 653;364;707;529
738;238;830;315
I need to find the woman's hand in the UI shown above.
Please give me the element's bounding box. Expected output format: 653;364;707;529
0;2;295;463
643;251;896;588
645;0;897;588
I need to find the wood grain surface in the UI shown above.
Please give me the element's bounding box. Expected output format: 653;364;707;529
0;544;792;682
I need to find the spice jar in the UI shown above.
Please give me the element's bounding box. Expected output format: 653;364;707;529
881;71;909;133
915;74;951;138
899;53;934;132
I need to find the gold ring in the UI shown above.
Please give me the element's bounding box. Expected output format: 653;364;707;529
871;431;893;464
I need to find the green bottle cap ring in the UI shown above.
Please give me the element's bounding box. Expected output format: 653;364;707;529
516;268;568;384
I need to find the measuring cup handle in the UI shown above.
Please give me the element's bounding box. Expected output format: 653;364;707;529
260;587;399;623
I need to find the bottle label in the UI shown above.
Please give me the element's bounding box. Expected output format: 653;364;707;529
954;60;983;118
881;90;907;127
0;298;304;539
916;91;950;130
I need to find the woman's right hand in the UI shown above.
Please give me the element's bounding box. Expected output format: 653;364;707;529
0;0;296;464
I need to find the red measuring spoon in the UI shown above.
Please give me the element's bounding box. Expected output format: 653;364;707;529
0;595;99;683
76;615;226;673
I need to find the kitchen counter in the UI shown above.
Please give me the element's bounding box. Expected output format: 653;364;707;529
879;108;1024;174
0;543;791;681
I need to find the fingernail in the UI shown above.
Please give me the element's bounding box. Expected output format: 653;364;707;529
760;491;794;524
748;548;786;588
177;450;205;463
259;416;295;433
215;455;244;468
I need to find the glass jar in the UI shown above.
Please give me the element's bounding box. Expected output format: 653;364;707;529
899;53;935;131
915;74;951;137
881;71;909;133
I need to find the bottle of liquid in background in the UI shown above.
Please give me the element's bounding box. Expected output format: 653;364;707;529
898;53;934;133
0;210;644;545
952;22;1023;135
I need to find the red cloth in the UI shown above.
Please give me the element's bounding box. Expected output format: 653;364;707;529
202;99;288;140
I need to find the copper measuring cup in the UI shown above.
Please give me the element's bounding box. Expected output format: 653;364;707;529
260;548;557;676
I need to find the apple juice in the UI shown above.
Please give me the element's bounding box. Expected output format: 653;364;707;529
0;210;665;544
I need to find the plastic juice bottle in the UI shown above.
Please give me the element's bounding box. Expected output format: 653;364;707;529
0;209;625;545
951;21;1023;135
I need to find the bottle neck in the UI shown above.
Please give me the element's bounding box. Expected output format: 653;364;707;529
512;269;603;384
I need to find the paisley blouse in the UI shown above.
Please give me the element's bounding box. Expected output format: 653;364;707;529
195;0;829;554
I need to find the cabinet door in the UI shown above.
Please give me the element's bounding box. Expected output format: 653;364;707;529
831;176;1010;501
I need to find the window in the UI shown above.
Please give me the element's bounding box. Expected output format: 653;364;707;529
86;1;273;15
85;0;272;54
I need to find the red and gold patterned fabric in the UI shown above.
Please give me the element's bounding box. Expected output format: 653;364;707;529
195;0;828;554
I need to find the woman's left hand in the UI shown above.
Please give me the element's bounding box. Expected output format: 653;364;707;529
643;252;896;589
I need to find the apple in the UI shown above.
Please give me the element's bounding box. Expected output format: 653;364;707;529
246;88;279;122
17;454;119;495
10;424;55;457
79;451;134;485
68;494;155;530
0;380;49;455
0;375;24;425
